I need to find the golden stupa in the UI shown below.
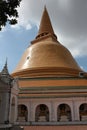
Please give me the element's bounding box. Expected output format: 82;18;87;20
12;7;82;77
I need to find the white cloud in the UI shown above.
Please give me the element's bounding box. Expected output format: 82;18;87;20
11;21;32;30
80;66;84;71
26;24;32;30
16;0;87;58
0;26;7;38
58;34;87;58
58;0;72;12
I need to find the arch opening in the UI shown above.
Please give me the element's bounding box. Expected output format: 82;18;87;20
18;104;28;122
35;104;49;122
57;104;72;122
79;103;87;121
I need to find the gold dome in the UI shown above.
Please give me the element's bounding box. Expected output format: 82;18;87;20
12;7;82;77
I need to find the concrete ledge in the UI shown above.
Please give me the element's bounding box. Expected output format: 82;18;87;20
0;124;12;128
14;121;87;126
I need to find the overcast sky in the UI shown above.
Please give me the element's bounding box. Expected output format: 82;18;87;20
0;0;87;72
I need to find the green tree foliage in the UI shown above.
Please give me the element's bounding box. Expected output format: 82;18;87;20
0;0;21;30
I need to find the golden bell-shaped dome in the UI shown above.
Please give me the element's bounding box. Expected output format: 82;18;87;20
12;7;82;77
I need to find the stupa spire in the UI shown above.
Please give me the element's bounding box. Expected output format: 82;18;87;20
0;59;13;84
1;58;9;75
36;6;57;39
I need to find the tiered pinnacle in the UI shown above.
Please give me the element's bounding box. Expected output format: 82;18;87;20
0;60;13;84
1;59;9;75
36;6;57;40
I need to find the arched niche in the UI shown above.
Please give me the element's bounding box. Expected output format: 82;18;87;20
18;104;28;122
35;104;49;122
57;103;72;122
79;103;87;121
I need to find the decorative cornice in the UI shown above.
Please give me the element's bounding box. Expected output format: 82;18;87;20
19;86;87;91
18;94;87;99
18;76;87;81
12;67;85;78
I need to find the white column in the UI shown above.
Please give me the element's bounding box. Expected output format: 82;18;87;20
50;101;57;122
14;97;18;122
72;100;80;121
70;102;74;121
27;102;30;122
5;93;9;122
29;101;35;122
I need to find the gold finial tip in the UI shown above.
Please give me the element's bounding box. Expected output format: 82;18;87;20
44;5;46;9
44;5;47;10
